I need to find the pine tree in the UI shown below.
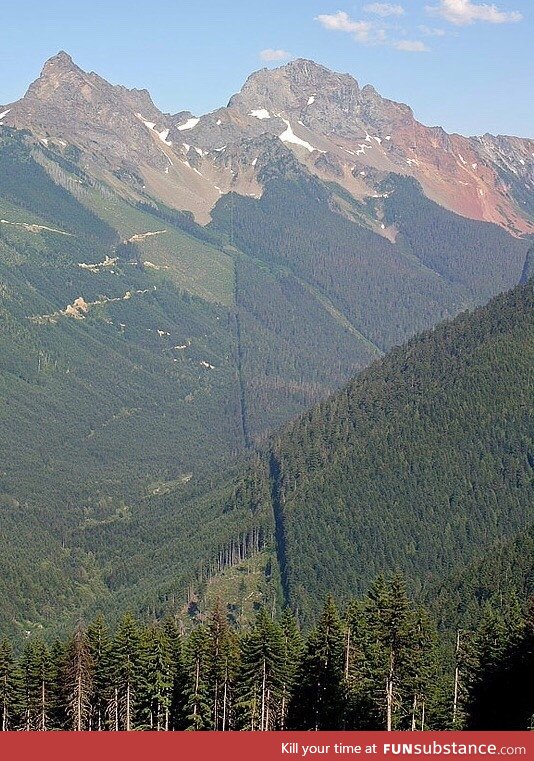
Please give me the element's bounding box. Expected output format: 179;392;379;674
20;639;53;731
206;600;238;730
86;615;113;730
62;622;94;731
183;624;211;730
279;609;302;730
139;623;173;730
111;613;143;731
288;596;346;730
162;617;187;730
236;607;286;730
0;639;21;730
345;575;440;730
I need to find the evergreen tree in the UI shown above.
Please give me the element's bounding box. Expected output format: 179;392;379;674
288;596;346;730
183;625;211;730
279;609;302;730
0;639;21;731
466;596;534;729
346;575;440;730
139;623;173;730
111;613;143;731
20;639;54;731
86;615;113;731
206;600;238;730
236;607;286;730
162;617;187;730
62;623;94;731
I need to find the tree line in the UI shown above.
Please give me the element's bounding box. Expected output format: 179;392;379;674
0;575;531;731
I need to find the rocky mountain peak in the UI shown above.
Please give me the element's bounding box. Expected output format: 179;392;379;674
42;50;77;72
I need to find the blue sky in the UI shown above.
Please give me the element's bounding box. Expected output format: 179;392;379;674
0;0;531;136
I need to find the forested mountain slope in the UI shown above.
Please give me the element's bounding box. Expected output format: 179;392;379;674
267;281;533;622
68;280;533;634
0;74;531;642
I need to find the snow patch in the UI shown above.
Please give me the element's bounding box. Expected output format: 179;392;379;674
0;108;11;122
249;109;271;120
182;143;190;152
252;157;258;166
279;119;317;153
177;117;199;131
157;128;172;146
194;147;205;156
216;119;222;125
307;95;316;105
471;163;478;170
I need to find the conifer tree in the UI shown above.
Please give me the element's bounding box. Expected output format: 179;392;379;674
62;622;94;731
86;615;113;730
236;607;286;730
162;617;187;730
111;613;143;731
206;600;238;731
288;596;346;730
139;623;173;730
20;639;53;731
279;609;302;730
0;639;21;731
183;625;211;730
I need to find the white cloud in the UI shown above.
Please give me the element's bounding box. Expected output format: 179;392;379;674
393;39;431;51
426;0;522;25
260;49;292;62
363;3;405;16
316;9;433;50
418;24;447;35
315;11;373;42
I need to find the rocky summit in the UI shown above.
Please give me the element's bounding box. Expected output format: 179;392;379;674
1;54;533;233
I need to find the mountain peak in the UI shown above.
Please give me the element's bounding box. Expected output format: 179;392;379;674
41;50;78;75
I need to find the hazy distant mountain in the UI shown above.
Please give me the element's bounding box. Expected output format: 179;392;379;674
2;54;533;233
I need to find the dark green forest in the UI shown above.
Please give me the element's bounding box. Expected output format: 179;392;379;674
0;576;532;731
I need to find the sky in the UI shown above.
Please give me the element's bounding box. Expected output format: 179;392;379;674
0;0;532;137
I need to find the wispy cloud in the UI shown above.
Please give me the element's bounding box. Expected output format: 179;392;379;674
363;3;405;16
315;11;373;42
426;0;522;25
393;39;430;51
315;10;428;51
260;49;292;62
418;24;447;36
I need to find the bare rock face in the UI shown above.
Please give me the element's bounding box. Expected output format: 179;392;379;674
1;51;171;172
1;53;532;234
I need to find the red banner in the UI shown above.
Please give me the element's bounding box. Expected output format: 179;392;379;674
0;732;532;761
